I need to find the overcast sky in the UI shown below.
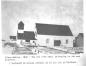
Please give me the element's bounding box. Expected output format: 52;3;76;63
1;0;83;41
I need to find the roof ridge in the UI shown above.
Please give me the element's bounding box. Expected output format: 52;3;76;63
36;23;69;27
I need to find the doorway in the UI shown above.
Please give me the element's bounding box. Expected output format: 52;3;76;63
54;40;61;46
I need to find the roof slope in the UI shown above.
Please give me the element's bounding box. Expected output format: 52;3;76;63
24;31;36;40
36;23;73;36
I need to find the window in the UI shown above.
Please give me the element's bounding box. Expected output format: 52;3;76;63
17;33;24;39
66;40;68;44
46;39;49;43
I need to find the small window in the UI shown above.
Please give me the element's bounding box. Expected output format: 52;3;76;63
66;40;68;44
46;39;49;43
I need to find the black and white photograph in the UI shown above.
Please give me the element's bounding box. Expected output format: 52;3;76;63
1;0;83;55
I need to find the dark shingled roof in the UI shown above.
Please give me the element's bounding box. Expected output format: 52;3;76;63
36;23;73;36
78;33;83;37
17;31;36;41
24;31;36;40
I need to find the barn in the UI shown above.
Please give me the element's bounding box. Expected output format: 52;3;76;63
36;23;74;47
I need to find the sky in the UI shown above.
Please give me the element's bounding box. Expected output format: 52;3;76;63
1;0;83;41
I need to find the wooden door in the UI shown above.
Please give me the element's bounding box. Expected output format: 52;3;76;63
54;40;61;46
